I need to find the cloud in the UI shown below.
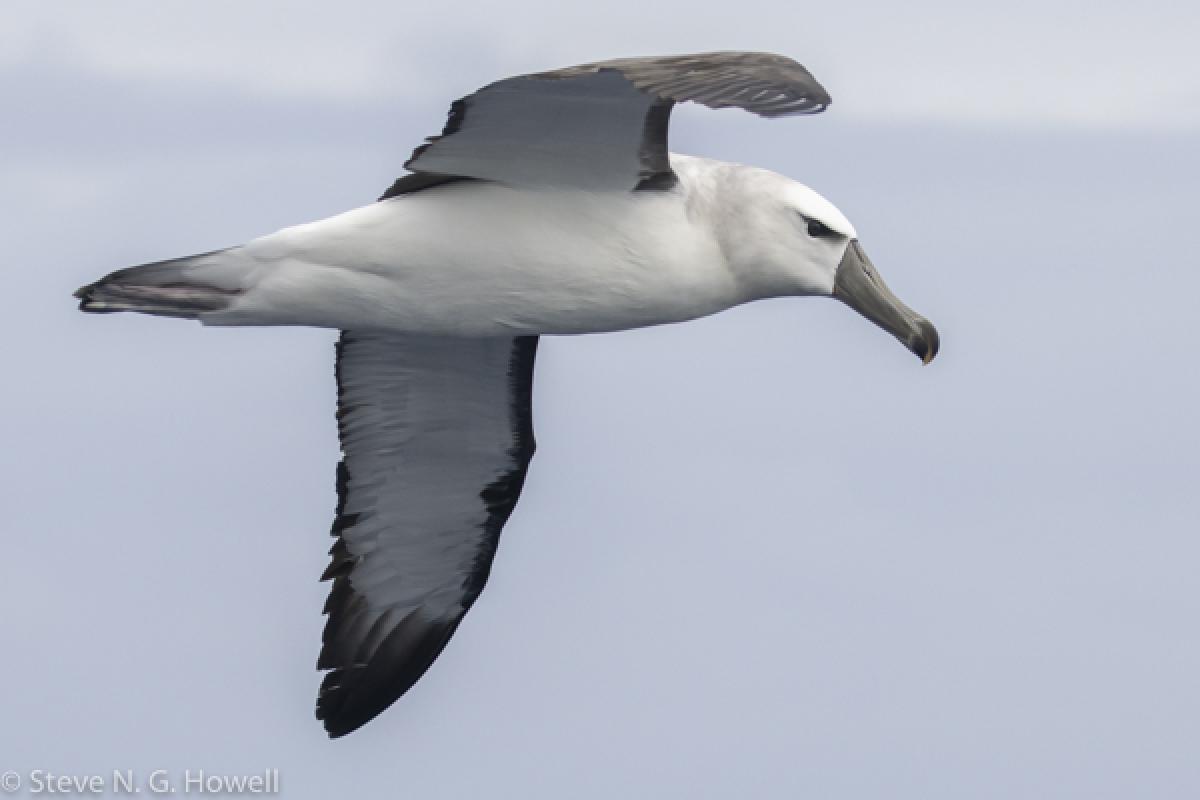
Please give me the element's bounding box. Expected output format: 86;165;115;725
4;0;1198;131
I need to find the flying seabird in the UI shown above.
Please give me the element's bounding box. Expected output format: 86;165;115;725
74;51;940;737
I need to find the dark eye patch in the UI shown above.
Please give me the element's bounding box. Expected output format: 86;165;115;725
801;215;839;239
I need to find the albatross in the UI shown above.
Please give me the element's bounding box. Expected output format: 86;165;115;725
74;51;939;737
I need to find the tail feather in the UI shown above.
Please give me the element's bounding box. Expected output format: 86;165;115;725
75;250;243;319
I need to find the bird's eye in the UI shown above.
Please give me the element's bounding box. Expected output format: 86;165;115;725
803;216;838;239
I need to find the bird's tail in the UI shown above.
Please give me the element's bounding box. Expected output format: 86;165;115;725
74;250;246;319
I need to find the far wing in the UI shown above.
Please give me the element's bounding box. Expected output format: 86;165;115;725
381;51;831;196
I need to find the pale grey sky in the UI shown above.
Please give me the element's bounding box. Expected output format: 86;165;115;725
3;2;1199;798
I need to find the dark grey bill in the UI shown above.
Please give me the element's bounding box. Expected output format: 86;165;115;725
833;240;939;364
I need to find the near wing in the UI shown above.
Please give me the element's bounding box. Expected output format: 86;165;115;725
381;50;831;196
316;332;538;737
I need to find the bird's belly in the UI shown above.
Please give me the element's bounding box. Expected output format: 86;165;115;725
226;249;733;336
209;188;738;336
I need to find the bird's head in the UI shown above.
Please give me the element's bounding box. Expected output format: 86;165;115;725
722;169;939;364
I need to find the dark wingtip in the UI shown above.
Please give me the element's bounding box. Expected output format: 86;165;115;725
322;707;371;739
315;613;464;738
